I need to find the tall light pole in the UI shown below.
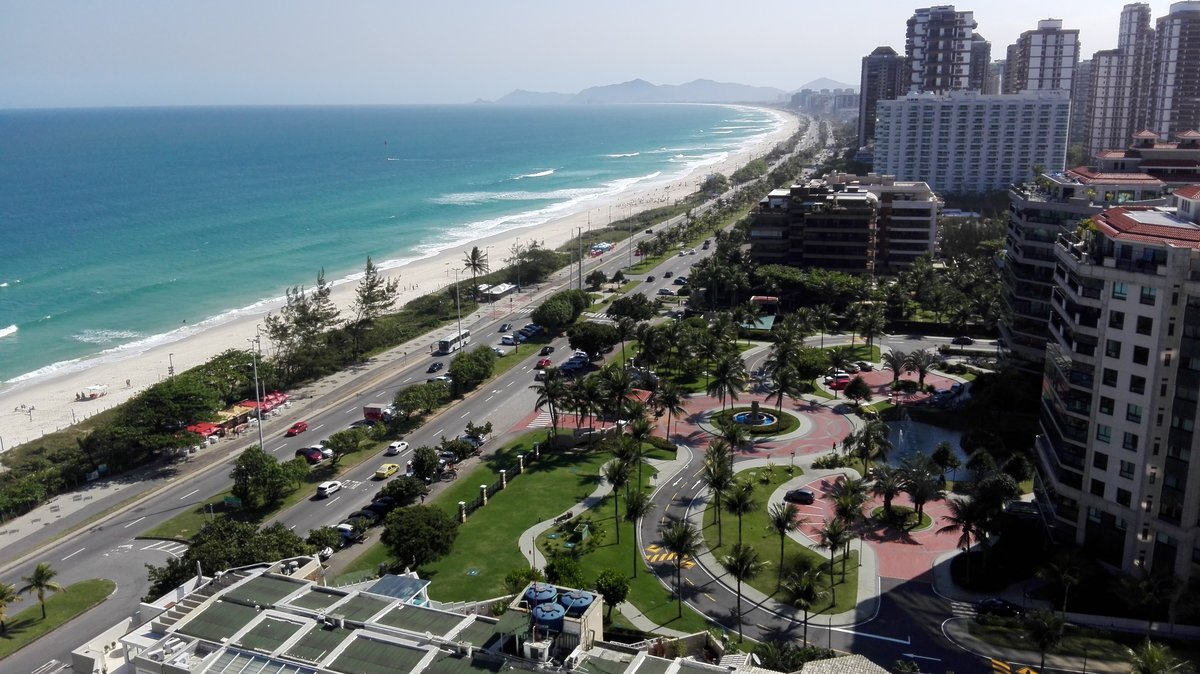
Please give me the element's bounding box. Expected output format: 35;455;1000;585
248;336;265;450
453;268;463;339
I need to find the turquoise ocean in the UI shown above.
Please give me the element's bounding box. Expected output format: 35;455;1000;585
0;104;783;386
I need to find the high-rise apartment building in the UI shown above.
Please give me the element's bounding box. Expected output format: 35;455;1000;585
1071;59;1094;145
906;6;979;92
986;59;1005;95
873;90;1070;194
1036;188;1200;579
1148;1;1200;140
858;46;909;148
969;33;992;92
1006;19;1081;93
1087;3;1156;155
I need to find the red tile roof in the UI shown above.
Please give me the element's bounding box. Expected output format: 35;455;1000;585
1177;130;1200;139
1064;168;1163;185
1175;185;1200;199
1095;207;1200;248
1134;130;1159;139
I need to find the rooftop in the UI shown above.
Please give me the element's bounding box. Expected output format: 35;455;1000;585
1095;207;1200;248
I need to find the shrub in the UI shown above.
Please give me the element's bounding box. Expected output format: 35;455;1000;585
812;453;850;469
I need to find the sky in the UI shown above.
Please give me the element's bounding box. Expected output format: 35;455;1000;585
0;1;1178;108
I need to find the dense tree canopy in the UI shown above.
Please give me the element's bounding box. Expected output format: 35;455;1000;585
380;506;459;569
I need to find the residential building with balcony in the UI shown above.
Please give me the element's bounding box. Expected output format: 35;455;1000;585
1005;19;1080;94
1149;1;1200;140
858;46;908;148
1086;3;1155;156
748;181;878;275
905;6;979;93
1036;186;1200;579
1091;128;1200;188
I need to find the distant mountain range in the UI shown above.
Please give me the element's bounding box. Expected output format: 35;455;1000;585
493;78;792;105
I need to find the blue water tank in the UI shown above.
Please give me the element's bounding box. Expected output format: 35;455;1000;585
532;602;566;631
524;583;557;606
558;590;594;616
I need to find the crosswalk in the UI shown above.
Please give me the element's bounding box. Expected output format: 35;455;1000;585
949;600;977;618
643;544;695;568
140;540;189;558
581;312;613;323
529;411;554;428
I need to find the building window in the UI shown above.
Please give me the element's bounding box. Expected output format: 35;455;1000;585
1090;479;1105;497
1133;346;1149;365
1136;316;1153;335
1122;432;1139;451
1103;369;1119;387
1097;425;1112;443
1112;282;1128;300
1140;287;1157;306
1126;404;1143;423
1109;311;1124;329
1105;340;1122;358
1119;460;1135;479
1130;375;1146;394
1093;452;1109;470
1099;397;1114;415
1116;488;1132;507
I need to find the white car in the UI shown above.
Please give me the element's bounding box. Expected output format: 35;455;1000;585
316;481;342;497
310;444;334;459
386;440;409;456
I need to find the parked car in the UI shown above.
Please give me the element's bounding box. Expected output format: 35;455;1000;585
657;288;674;296
499;323;512;332
536;358;552;369
830;378;851;391
318;546;334;560
316;481;341;497
296;448;324;464
385;440;409;456
540;345;555;356
365;497;398;516
673;277;688;285
493;347;506;357
501;335;516;346
534;370;547;381
856;361;874;371
783;488;815;505
952;335;975;345
347;509;382;526
427;361;444;373
975;597;1023;618
844;363;860;374
285;421;308;437
374;463;401;480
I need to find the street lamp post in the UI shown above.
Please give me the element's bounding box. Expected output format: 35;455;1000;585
248;336;265;450
453;269;463;339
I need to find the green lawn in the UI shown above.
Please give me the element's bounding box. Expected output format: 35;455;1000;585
966;620;1133;664
701;468;860;614
0;579;116;659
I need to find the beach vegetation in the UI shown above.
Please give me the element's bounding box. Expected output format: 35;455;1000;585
730;159;769;184
349;256;401;356
566;322;619;359
461;245;490;295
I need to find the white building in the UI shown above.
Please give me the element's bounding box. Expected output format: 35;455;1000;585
1086;3;1156;155
1038;186;1200;579
873;90;1071;194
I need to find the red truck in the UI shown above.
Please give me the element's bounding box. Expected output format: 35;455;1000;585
363;404;394;422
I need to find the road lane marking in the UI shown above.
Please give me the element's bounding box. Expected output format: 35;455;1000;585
62;547;85;561
273;444;286;452
180;489;200;500
376;391;387;398
690;480;702;490
703;592;715;602
314;424;325;431
461;412;470;418
434;428;444;436
345;406;357;414
123;516;146;529
486;395;495;402
324;496;341;507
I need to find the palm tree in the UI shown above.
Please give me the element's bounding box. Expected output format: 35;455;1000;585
937;497;986;584
624;490;655;577
603;459;632;544
0;582;21;634
841;304;861;348
817;517;852;597
829;477;867;563
901;452;944;521
661;521;701;618
707;352;748;411
768;502;802;584
812;303;836;349
881;349;909;387
654;381;686;442
1037;550;1084;616
1130;639;1195;674
615;316;637;364
783;557;828;646
1023;610;1065;671
870;464;908;519
904;349;938;390
719;543;765;641
851;419;893;468
703;443;734;547
600;364;635;421
857;308;887;349
626;419;653;487
768;365;803;413
530;370;568;437
461;245;490;296
827;346;853;375
20;562;65;620
718;421;749;453
724;480;757;545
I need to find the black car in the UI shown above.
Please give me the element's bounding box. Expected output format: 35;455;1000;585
364;497;398;516
427;361;444;373
975;597;1023;618
952;335;975;345
499;323;512;332
783;488;815;505
540;345;555;356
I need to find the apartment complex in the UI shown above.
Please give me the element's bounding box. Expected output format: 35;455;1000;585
858;46;908;148
1148;1;1200;140
1003;19;1080;94
747;174;939;274
873;89;1070;194
905;6;980;92
1036;188;1200;579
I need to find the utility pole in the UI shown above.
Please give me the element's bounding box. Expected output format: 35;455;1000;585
576;227;583;290
453;268;463;339
248;336;265;450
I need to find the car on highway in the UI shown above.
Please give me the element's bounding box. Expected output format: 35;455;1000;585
285;421;308;436
784;488;816;505
427;374;452;384
952;335;975;345
499;323;512;332
308;444;334;459
647;275;655;282
385;440;409;456
365;497;398;517
296;447;324;464
536;358;553;369
316;481;341;497
663;270;673;278
374;463;401;480
657;288;674;296
673;277;688;285
540;345;555;356
347;509;382;526
427;361;444;373
975;597;1023;618
688;248;697;255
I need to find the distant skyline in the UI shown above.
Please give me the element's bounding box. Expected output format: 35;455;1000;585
0;1;1178;108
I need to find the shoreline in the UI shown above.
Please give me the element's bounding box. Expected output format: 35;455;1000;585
0;107;800;451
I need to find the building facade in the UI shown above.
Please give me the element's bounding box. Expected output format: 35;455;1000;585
905;5;979;92
1036;188;1200;579
873;90;1071;194
1006;19;1081;93
1149;1;1200;140
858;46;909;148
1087;3;1157;155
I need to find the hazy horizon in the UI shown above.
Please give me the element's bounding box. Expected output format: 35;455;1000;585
0;1;1177;109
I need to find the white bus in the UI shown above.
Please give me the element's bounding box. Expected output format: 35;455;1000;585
437;329;471;354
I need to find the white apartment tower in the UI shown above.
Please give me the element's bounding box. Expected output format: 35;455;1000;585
1007;19;1081;93
1037;187;1200;579
1149;1;1200;140
905;6;979;92
1087;3;1156;155
873;90;1070;194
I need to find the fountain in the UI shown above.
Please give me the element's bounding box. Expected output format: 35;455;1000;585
732;400;777;428
886;408;972;480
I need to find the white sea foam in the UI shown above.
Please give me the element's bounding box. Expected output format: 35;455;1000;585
0;325;17;339
514;169;555;179
605;152;640;158
72;329;142;344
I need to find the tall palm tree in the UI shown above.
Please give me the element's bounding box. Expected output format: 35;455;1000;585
530;369;568;437
881;349;909;388
937;497;986;584
707;352;748;411
723;480;757;545
827;346;853;375
600;364;636;421
783;557;828;646
1130;639;1195;674
461;245;490;296
614;316;637;364
1037;550;1084;617
626;419;653;487
20;562;65;620
661;521;701;618
904;349;938;390
901;452;944;521
0;582;21;634
654;381;686;442
817;517;852;597
603;459;632;544
624;490;655;578
852;419;893;468
768;365;803;413
718;421;749;453
812;303;836;349
768;502;802;584
842;304;862;348
857;308;887;349
870;464;909;519
703;442;734;547
1023;610;1065;671
720;543;765;641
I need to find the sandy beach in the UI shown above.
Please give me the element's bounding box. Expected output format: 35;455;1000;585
0;108;799;451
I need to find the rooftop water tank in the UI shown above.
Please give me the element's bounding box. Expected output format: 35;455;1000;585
524;583;557;605
532;602;566;632
558;589;594;616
